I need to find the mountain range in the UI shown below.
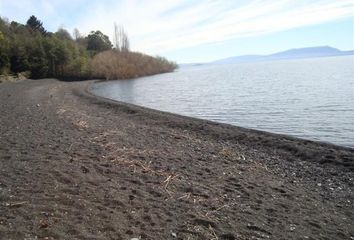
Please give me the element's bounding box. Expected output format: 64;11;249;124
212;46;354;64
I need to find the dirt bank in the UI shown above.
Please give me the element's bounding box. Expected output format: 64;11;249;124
0;79;353;240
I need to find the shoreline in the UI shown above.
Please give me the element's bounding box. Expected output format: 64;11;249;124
85;81;354;168
90;78;354;150
0;79;353;239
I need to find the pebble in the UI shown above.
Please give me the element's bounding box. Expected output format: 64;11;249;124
289;224;296;231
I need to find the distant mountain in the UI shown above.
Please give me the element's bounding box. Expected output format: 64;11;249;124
213;46;354;64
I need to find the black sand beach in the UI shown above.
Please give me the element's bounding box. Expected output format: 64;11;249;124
0;79;353;239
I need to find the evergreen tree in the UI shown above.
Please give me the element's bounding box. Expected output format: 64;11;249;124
26;15;47;35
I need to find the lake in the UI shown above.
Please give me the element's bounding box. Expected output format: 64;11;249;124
91;56;354;148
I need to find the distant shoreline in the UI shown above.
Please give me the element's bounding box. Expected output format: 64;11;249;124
212;46;354;64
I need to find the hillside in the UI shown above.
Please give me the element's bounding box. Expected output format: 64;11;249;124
213;46;354;64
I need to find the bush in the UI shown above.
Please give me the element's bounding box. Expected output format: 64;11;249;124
90;50;177;80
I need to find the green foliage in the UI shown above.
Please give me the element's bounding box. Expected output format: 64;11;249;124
55;28;72;41
0;31;10;74
43;36;70;76
9;21;29;36
0;18;9;34
86;31;112;53
27;38;48;78
1;15;176;80
9;44;29;73
26;15;47;35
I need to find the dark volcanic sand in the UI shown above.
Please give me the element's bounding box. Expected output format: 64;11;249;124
0;79;353;240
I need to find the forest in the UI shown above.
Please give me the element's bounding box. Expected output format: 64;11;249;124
0;15;177;80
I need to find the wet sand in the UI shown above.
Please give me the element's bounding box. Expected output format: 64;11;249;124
0;79;353;239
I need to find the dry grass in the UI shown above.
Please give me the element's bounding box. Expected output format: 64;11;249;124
90;50;177;80
0;73;28;83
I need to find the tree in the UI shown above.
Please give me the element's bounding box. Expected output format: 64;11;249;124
0;17;10;35
26;15;47;35
86;30;112;53
0;31;10;73
9;47;29;74
73;28;81;40
114;23;130;52
72;28;87;48
9;36;30;73
55;28;72;40
1;15;176;79
52;40;70;76
27;38;48;78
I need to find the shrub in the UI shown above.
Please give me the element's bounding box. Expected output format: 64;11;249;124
90;50;177;80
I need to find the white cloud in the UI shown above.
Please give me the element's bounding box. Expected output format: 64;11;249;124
1;0;353;55
70;0;354;55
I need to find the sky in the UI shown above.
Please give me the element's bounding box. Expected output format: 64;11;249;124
0;0;353;63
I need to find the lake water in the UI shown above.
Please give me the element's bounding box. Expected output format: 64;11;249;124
92;56;354;148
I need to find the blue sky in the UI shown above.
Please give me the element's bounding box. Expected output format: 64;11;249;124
0;0;353;63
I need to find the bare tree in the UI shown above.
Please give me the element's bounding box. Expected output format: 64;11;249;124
114;23;130;52
121;32;130;52
113;23;119;50
73;28;81;40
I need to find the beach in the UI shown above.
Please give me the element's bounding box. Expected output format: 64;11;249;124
0;79;353;239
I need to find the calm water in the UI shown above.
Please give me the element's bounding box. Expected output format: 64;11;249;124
92;56;354;148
